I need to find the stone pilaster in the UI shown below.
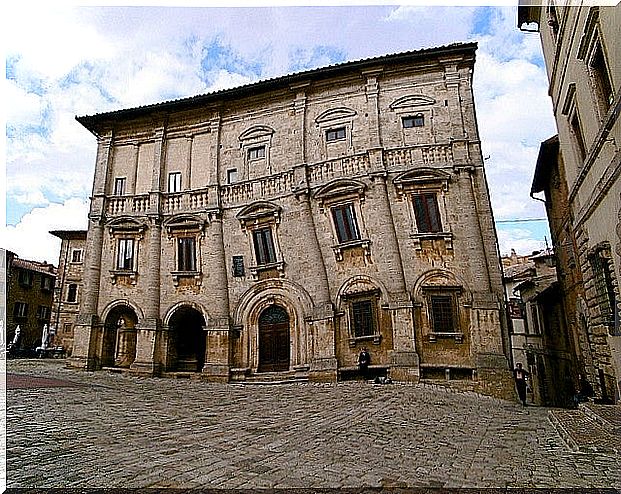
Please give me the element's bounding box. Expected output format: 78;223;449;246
130;219;162;375
371;168;419;381
202;212;232;381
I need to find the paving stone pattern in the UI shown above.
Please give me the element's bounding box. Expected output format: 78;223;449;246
5;360;621;489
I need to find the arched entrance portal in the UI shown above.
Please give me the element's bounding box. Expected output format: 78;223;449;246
168;306;206;372
258;304;290;372
102;305;138;368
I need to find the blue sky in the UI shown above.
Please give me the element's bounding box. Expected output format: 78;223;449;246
3;2;557;262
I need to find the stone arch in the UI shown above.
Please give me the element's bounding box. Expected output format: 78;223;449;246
163;302;208;372
100;300;142;368
412;268;469;298
234;279;314;372
336;275;388;307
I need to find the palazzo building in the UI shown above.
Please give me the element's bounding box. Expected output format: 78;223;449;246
519;3;620;402
70;42;513;398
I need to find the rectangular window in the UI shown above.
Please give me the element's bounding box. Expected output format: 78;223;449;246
177;237;197;272
403;115;425;128
331;204;361;243
71;249;83;263
590;42;614;112
590;251;619;335
326;127;346;142
412;193;443;233
67;284;78;303
227;168;238;184
529;303;540;334
430;295;455;333
247;146;266;160
570;111;587;162
116;238;135;271
37;305;51;320
18;270;33;287
351;299;376;337
41;276;54;291
114;177;126;196
14;302;28;318
252;228;277;266
168;172;182;193
63;323;72;334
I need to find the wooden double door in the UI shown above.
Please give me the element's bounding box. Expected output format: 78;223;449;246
258;305;290;372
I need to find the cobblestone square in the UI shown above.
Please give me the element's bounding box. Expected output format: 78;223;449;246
4;359;621;489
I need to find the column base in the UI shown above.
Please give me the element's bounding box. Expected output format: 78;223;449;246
309;357;337;382
129;360;162;377
66;355;99;371
389;350;420;383
202;363;230;382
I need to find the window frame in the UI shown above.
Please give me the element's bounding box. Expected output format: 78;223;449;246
66;283;78;303
331;203;361;244
402;114;425;128
168;171;182;193
71;249;83;263
113;177;126;196
411;192;443;234
41;275;54;292
116;238;135;271
227;168;239;184
247;145;266;161
18;270;34;287
252;227;277;267
422;286;463;343
177;236;197;273
14;302;28;319
343;290;382;345
325;127;347;142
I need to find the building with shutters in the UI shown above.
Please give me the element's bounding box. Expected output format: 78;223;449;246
69;42;514;398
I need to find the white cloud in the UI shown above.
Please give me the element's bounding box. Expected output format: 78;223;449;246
497;227;548;257
2;199;90;264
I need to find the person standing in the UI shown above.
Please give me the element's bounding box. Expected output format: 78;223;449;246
513;362;530;406
358;347;370;381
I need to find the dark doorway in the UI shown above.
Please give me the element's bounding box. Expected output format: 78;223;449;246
258;304;290;372
102;306;138;368
168;306;206;372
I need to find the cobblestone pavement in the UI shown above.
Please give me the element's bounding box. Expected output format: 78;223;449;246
4;359;621;489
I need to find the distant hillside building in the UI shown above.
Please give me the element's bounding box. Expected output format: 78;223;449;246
50;230;87;355
70;43;514;398
519;2;620;402
6;252;56;351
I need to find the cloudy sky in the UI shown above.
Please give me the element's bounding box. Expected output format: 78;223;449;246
4;1;557;264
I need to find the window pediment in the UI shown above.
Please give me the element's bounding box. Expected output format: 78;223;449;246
315;107;357;124
390;95;436;110
107;217;147;236
394;168;450;197
314;179;366;207
164;214;206;235
238;125;275;142
236;201;281;227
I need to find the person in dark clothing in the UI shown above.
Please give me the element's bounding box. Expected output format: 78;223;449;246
513;362;529;406
573;374;594;407
358;348;370;380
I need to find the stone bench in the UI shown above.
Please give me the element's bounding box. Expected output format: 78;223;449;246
338;365;389;381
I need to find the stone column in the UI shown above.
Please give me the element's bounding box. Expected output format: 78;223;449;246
370;165;419;381
69;132;113;370
131;124;165;375
202;212;232;381
130;219;162;375
297;189;337;381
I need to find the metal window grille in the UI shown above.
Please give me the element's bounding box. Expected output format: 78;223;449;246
352;300;375;337
430;295;454;333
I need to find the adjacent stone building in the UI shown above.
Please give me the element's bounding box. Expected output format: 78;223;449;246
6;251;56;351
70;42;513;397
50;230;87;355
519;3;620;403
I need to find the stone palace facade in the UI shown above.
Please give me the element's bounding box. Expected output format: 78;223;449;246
70;42;513;397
